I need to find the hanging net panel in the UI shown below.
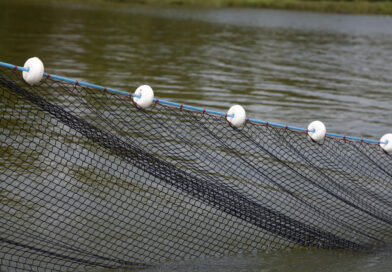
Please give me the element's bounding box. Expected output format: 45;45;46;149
1;65;392;271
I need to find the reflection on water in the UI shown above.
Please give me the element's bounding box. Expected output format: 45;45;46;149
1;1;392;271
0;1;391;139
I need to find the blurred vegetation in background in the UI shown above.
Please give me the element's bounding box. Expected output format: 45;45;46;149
103;0;392;14
5;0;392;14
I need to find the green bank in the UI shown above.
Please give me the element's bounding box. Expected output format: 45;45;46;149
7;0;392;15
104;0;392;15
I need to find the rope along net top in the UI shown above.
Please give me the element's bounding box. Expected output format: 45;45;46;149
1;61;392;271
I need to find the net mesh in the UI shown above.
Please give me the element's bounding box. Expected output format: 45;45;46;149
1;67;392;271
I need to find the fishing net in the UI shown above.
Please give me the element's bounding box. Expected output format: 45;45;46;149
1;67;392;271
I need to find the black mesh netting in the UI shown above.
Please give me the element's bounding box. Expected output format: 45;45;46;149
1;67;392;271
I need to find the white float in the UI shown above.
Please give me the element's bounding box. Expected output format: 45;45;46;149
307;120;326;142
226;105;246;128
23;57;44;85
380;133;392;153
133;85;154;109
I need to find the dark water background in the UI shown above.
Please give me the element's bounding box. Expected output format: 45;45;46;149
1;0;392;271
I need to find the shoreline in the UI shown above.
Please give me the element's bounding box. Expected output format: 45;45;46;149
105;0;392;15
6;0;392;15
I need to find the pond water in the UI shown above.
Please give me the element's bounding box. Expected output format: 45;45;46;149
1;0;392;271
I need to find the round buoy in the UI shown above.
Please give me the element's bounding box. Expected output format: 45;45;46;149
227;105;246;128
380;134;392;153
133;85;154;108
307;121;326;142
23;57;44;85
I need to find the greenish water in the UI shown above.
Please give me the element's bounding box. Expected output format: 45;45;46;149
1;0;392;139
142;247;392;272
1;1;392;271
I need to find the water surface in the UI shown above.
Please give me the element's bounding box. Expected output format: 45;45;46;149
1;1;392;271
1;1;392;139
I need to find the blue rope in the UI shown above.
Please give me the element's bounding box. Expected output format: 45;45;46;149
0;62;140;99
0;61;387;146
154;99;229;118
